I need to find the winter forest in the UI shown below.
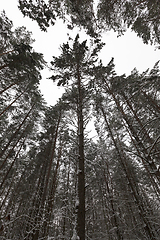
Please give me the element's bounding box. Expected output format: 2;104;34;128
0;1;160;239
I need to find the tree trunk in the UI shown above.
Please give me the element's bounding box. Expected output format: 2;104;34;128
100;104;157;240
43;142;62;239
104;81;160;182
0;64;8;70
32;111;61;240
0;87;26;117
142;90;160;113
0;103;35;159
0;82;16;94
0;123;29;170
102;156;123;240
77;66;85;240
0;137;26;190
0;49;15;57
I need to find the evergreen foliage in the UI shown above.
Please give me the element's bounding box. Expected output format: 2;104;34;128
0;4;160;240
18;0;160;45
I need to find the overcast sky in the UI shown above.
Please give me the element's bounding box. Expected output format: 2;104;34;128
1;0;160;105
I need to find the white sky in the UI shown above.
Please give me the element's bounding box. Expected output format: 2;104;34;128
1;0;160;106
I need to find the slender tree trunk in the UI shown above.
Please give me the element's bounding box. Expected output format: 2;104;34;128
104;81;160;181
41;111;61;206
0;49;15;57
0;137;26;190
100;104;157;240
125;124;160;197
121;91;153;143
102;156;123;240
0;82;16;94
0;123;29;170
93;166;113;239
77;66;85;240
0;64;8;70
122;91;160;163
0;103;35;159
43;143;62;239
28;160;49;240
5;158;40;217
32;112;61;240
0;178;13;212
142;90;160;113
0;87;26;117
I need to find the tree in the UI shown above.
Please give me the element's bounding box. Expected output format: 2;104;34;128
92;58;160;239
1;7;160;240
18;0;160;45
18;0;97;36
97;0;160;45
50;34;104;239
0;12;47;239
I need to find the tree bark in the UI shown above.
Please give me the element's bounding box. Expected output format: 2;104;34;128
77;65;85;240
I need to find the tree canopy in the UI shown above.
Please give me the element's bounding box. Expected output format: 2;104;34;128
0;3;160;240
18;0;160;45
